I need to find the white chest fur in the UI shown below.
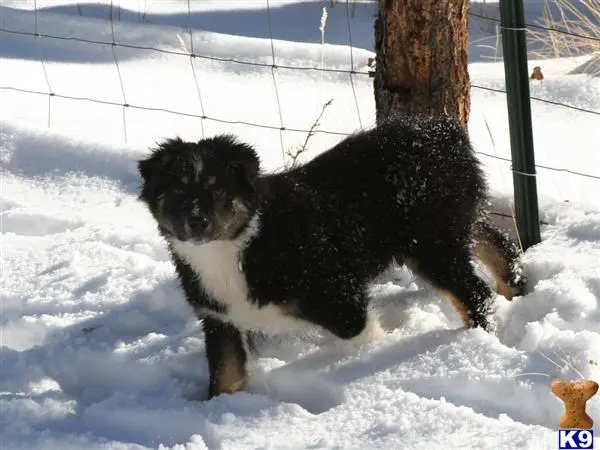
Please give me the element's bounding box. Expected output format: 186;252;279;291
170;219;308;332
173;238;248;309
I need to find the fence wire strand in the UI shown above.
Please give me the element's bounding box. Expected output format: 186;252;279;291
33;0;53;128
4;84;600;183
109;2;129;143
469;11;600;43
345;0;363;129
265;0;287;164
187;0;206;138
2;25;598;120
0;28;369;75
471;84;600;116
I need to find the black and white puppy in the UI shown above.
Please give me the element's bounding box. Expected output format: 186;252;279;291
137;115;525;398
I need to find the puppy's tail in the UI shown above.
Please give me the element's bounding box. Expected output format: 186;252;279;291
471;219;526;300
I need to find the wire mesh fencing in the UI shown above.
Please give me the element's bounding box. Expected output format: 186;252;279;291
1;0;598;183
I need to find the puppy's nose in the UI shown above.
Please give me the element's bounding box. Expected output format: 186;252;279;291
176;231;190;242
188;215;210;232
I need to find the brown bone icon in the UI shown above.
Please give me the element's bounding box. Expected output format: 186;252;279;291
551;379;599;429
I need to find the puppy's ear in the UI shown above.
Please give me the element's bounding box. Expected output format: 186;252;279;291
207;135;260;188
138;155;161;182
213;135;259;187
230;155;259;182
138;138;182;181
229;152;259;189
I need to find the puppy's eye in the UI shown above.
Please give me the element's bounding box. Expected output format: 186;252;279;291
207;176;217;186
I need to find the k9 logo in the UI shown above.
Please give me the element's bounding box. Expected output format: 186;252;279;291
558;430;594;449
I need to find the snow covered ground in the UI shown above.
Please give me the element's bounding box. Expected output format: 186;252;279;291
1;1;599;449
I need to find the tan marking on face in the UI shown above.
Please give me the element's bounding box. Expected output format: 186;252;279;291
207;176;217;185
214;197;252;240
232;197;249;214
194;155;204;182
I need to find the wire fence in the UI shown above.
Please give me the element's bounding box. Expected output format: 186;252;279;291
1;0;599;184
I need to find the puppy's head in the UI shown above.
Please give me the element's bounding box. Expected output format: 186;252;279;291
138;135;260;244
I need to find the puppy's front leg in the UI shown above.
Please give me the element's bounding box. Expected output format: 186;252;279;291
203;316;248;398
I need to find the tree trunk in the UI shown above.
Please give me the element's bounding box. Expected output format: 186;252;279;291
374;0;470;129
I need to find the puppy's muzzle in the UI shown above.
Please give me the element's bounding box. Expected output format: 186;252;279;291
189;215;209;232
178;215;211;242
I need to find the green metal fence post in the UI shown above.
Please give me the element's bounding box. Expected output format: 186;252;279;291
499;0;541;250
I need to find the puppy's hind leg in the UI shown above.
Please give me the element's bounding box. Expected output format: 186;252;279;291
408;242;496;332
472;220;526;299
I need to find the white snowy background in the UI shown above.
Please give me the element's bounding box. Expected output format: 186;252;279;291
1;1;599;449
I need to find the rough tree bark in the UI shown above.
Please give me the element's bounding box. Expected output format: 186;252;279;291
374;0;471;129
